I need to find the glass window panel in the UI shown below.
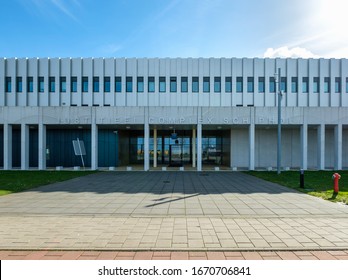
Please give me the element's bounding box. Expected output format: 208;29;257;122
214;77;221;92
49;77;55;92
5;77;11;92
302;77;309;93
104;77;110;92
126;76;132;92
269;77;275;93
203;77;210;92
236;77;243;93
346;78;348;93
27;77;33;92
170;77;177;92
247;77;254;93
115;76;121;92
291;77;298;93
258;77;265;93
71;77;77;92
159;77;166;92
324;77;330;93
16;77;22;92
192;77;199;92
225;77;232;92
82;77;88;92
335;77;341;93
181;77;188;92
38;77;44;92
148;76;155;92
137;77;144;92
281;77;287;92
93;77;99;92
60;77;66;92
313;77;319;93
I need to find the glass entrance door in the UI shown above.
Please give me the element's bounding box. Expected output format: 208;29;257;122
169;144;183;167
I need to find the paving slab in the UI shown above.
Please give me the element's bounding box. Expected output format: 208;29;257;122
0;171;347;251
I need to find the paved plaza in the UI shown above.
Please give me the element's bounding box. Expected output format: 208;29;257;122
0;172;348;252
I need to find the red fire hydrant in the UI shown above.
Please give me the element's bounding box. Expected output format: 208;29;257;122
332;173;341;194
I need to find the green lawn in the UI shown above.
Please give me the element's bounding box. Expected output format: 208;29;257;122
0;171;97;196
245;170;348;205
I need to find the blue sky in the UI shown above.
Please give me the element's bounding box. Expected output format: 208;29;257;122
1;0;347;58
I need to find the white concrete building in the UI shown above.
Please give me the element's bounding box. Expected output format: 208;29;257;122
0;57;348;171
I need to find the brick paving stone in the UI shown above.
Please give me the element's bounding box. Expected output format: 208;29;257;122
189;252;207;257
96;252;118;260
276;251;300;260
24;251;49;260
134;252;154;260
224;252;243;257
117;252;136;257
241;252;263;260
59;251;83;260
311;251;337;260
206;252;226;260
171;252;189;260
153;251;171;257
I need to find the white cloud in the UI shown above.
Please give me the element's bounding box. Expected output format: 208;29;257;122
263;46;319;59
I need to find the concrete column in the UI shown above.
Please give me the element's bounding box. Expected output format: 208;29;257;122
317;124;325;170
249;124;255;170
197;123;202;171
192;128;196;168
21;124;29;170
91;123;98;170
144;123;150;171
153;128;157;168
301;124;308;170
334;123;342;170
38;123;46;170
4;124;12;170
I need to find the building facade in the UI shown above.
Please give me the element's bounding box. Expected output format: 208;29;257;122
0;57;348;171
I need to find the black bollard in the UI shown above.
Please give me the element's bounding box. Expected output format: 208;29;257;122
300;169;304;188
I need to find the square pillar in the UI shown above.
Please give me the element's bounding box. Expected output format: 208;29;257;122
334;124;342;170
91;123;98;170
21;124;29;170
197;123;202;171
38;123;46;170
249;124;255;170
192;128;196;168
144;123;150;171
317;124;325;170
301;124;308;170
153;128;157;168
4;124;12;170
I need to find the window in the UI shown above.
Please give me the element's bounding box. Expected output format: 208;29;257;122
137;77;144;92
203;77;210;92
214;77;221;92
27;77;33;92
115;76;121;92
49;77;55;92
324;77;330;93
258;77;265;93
104;77;110;92
5;77;11;92
126;77;133;92
38;77;44;92
16;77;22;92
181;77;188;92
280;77;287;92
302;77;309;93
71;77;77;92
291;77;298;93
82;77;88;92
313;77;319;93
159;77;166;92
236;77;243;93
192;77;199;92
225;77;232;92
93;77;99;92
148;77;155;92
335;77;341;93
170;77;177;92
247;77;254;93
346;78;348;93
60;77;66;92
269;77;276;93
